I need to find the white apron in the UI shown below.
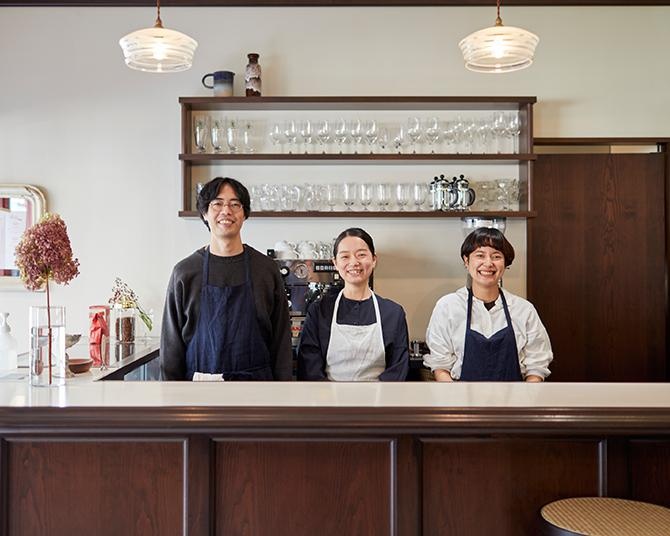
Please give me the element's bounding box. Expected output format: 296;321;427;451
325;290;386;381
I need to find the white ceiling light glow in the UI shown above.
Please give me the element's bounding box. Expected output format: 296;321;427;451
459;0;539;74
119;0;197;74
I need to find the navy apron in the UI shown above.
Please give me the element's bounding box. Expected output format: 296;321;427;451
185;247;273;381
460;288;522;381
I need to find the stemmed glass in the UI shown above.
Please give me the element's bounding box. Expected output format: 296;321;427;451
349;119;363;154
316;120;331;154
492;112;507;154
299;120;313;154
342;183;357;211
269;123;284;153
424;117;441;154
284;120;298;154
364;120;378;154
407;117;422;153
506;114;521;153
193;116;209;153
412;183;428;211
359;183;373;211
226;119;239;153
474;120;492;154
210;118;225;153
375;183;392;211
324;183;341;211
377;127;389;153
333;119;348;154
242;121;255;153
395;183;411;211
393;126;406;154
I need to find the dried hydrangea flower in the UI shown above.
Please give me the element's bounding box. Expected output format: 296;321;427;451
15;213;80;291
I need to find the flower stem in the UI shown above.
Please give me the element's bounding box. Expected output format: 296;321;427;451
46;277;52;385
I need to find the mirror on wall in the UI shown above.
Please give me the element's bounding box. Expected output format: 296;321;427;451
0;184;46;290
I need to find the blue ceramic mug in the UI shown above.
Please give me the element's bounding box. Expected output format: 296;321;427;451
202;70;235;97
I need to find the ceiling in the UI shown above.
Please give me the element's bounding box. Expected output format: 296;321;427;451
1;0;668;6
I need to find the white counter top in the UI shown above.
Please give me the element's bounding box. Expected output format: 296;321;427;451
1;381;669;409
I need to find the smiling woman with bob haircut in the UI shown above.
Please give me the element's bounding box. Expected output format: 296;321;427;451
297;227;409;381
424;227;553;382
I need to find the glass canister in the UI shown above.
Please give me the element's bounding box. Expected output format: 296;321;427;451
111;306;136;344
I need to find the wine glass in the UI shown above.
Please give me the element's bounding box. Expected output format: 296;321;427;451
269;123;284;153
316;120;331;154
375;183;392;211
284;120;297;154
226;119;240;153
506;114;521;153
424;117;441;154
210;118;225;153
359;183;373;211
324;183;341;211
242;121;255;153
193;116;209;153
377;127;389;153
395;183;411;211
343;182;357;211
333;119;348;154
412;183;428;211
364;120;378;154
349;119;363;154
407;117;422;153
393;126;406;154
492;112;507;153
299;120;313;154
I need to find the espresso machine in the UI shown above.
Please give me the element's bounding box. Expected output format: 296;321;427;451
274;259;343;339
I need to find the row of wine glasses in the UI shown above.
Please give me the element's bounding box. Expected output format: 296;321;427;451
193;116;257;153
250;183;431;212
471;178;520;211
266;113;522;155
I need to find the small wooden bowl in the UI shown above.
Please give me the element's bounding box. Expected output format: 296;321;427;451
68;358;93;374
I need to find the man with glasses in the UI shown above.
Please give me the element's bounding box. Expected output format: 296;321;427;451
160;177;292;381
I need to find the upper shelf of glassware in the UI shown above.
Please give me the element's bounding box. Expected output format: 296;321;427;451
179;96;536;161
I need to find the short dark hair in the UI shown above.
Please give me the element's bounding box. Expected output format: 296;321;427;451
460;227;515;267
333;227;376;258
197;177;251;230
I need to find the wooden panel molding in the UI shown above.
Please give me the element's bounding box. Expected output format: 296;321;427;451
213;439;393;535
6;440;184;535
421;439;601;536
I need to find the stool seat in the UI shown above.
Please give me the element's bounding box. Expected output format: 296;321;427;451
541;497;670;536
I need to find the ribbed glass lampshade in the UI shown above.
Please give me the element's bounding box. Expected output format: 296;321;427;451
119;26;198;73
459;24;539;73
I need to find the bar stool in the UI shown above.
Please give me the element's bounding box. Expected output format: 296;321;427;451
540;497;670;535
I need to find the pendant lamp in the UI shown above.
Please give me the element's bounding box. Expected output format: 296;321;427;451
119;0;197;73
459;0;538;74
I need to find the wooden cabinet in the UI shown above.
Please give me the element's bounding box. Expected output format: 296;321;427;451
178;96;536;218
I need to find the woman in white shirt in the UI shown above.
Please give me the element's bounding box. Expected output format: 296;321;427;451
424;227;552;382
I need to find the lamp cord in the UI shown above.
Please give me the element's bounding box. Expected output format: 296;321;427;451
154;0;163;28
495;0;503;26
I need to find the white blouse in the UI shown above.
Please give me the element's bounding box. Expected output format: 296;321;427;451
424;287;553;380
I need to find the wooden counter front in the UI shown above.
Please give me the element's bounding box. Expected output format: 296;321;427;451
1;383;670;535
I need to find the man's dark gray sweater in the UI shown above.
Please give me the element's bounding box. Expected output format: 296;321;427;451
160;245;293;380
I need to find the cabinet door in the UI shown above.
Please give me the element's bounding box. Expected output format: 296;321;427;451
528;153;666;382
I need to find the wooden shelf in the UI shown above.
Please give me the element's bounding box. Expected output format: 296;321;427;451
180;153;536;164
178;210;536;219
179;95;536;218
180;96;537;112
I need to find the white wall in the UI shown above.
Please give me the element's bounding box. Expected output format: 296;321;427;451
1;6;668;350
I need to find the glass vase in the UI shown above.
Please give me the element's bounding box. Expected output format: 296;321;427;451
29;305;66;387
